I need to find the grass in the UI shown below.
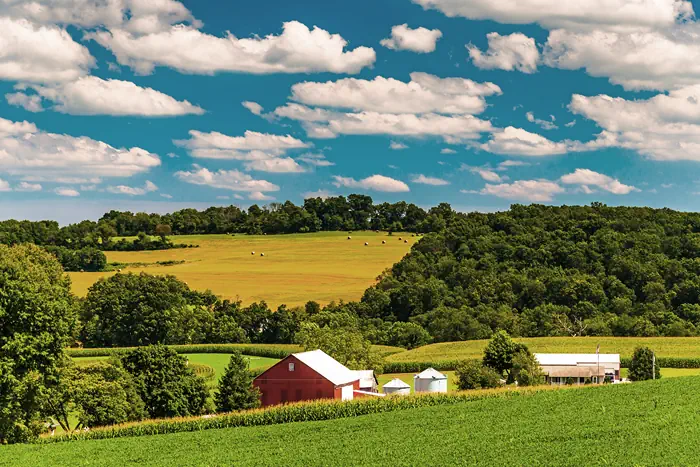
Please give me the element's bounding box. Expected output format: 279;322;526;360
5;377;700;466
387;336;700;363
182;354;278;380
68;232;413;307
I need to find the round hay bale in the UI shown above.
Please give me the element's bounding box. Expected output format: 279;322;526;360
117;268;122;272
260;253;265;257
347;236;352;240
404;240;408;244
382;240;386;244
399;237;402;240
364;242;369;246
251;251;255;255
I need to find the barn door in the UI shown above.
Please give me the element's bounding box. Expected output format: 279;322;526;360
341;385;353;401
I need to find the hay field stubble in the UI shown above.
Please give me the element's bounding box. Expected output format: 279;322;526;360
69;232;413;307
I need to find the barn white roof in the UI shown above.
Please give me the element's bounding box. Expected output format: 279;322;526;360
414;368;447;380
383;378;410;389
293;349;359;386
534;354;620;366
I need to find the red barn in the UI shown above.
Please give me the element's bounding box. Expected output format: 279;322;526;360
254;349;360;407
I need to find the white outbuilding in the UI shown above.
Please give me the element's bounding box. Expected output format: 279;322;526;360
414;368;448;393
382;378;410;396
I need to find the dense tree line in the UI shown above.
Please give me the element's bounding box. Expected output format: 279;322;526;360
354;203;700;339
0;195;441;251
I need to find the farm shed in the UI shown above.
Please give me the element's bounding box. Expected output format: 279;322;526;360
383;378;410;395
414;368;448;393
253;349;360;407
535;353;621;385
351;370;378;393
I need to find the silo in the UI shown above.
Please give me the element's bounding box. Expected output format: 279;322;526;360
414;368;447;393
382;378;411;395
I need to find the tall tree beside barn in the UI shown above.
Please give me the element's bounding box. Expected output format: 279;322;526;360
215;351;261;413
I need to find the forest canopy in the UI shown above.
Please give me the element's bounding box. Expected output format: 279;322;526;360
354;203;700;339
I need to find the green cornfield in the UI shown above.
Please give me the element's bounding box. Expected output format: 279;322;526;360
4;377;700;466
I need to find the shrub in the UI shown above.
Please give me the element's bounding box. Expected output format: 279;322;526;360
455;360;502;390
628;347;661;381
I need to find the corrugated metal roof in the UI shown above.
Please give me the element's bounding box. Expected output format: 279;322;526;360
293;349;359;386
534;353;620;366
382;378;410;389
414;368;447;380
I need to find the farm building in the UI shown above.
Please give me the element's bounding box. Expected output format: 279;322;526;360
253;349;362;407
414;368;448;393
535;353;621;385
352;370;378;393
383;378;410;395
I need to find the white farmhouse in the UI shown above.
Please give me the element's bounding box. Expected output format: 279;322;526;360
535;353;621;385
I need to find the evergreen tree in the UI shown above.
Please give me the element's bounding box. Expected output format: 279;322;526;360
215;352;260;413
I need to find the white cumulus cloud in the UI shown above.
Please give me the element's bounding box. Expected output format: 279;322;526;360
89;20;376;76
332;174;410;192
289;72;501;115
0;17;94;84
55;187;80;197
560;168;638;194
0;116;160;180
468;32;539;73
106;180;158;195
380;24;443;53
411;0;691;31
481;179;565;202
5;92;44;112
479;127;569;156
411;174;450;185
15;182;42;192
20;76;204;116
175;166;279;193
570;90;700;161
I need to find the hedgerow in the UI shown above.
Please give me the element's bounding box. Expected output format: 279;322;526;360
35;385;567;444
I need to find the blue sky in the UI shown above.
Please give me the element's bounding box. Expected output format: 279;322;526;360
1;0;700;223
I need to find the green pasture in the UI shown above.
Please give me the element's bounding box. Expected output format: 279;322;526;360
7;377;700;466
68;232;413;307
387;336;700;363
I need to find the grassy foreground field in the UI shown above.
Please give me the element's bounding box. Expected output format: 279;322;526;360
387;336;700;363
6;377;700;466
68;232;413;307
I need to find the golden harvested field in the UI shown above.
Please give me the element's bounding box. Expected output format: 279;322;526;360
386;336;700;362
68;232;413;307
